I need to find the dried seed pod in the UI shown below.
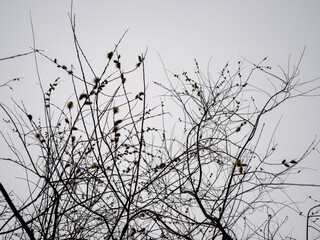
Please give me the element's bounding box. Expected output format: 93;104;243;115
79;93;88;100
67;101;73;110
93;77;100;84
114;119;122;126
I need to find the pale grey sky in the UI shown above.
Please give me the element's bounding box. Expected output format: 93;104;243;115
1;1;320;239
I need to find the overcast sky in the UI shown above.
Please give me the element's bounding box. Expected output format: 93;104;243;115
1;1;320;238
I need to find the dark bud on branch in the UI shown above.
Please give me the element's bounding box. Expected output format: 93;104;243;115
107;51;113;59
113;107;119;114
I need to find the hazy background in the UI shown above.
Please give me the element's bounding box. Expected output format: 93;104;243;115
1;1;320;238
